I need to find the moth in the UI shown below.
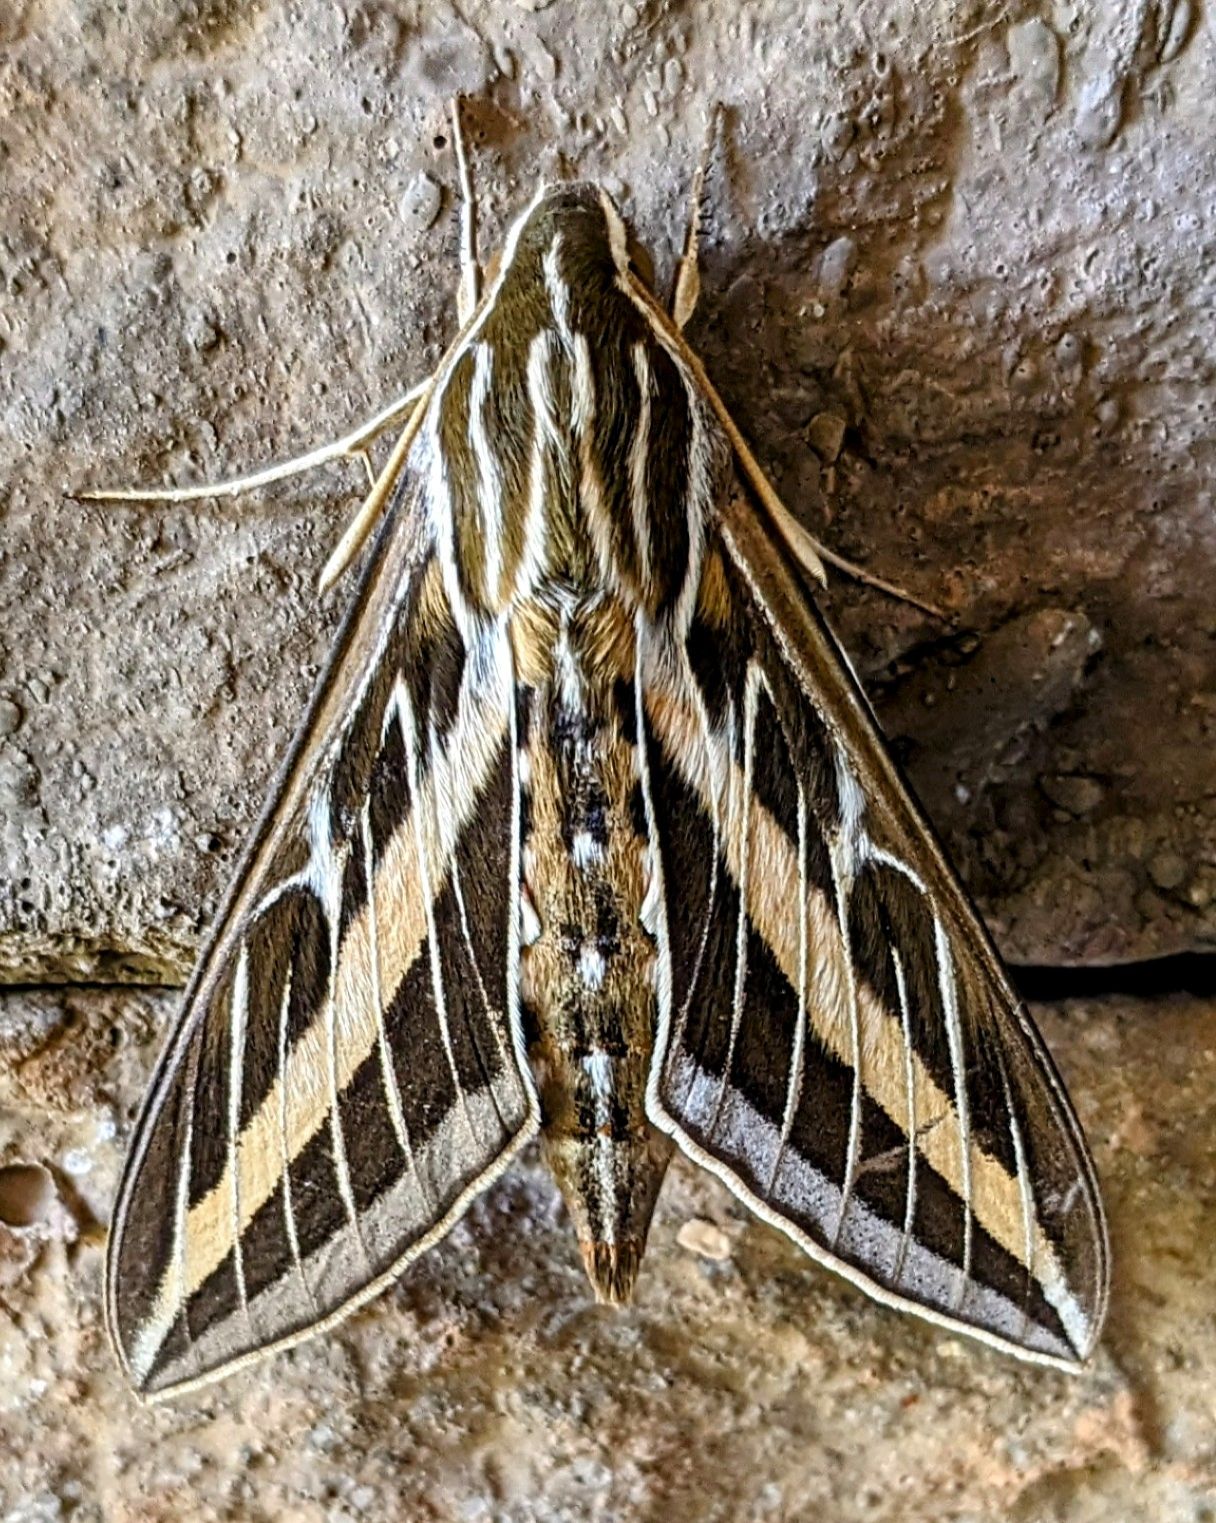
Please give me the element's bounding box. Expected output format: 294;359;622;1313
94;106;1108;1400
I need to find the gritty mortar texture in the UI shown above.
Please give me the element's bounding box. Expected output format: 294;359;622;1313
0;1;1213;982
0;982;1211;1520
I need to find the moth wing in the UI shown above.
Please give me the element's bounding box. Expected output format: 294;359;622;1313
106;481;538;1399
639;487;1108;1367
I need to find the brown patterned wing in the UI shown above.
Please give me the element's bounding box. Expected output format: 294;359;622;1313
106;495;537;1399
639;494;1109;1368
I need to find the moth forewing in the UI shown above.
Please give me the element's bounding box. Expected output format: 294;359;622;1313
103;388;541;1401
636;486;1108;1368
105;171;1107;1400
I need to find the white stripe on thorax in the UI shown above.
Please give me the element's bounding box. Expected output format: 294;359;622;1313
629;342;653;590
543;232;620;594
469;341;504;607
424;182;548;638
520;329;560;594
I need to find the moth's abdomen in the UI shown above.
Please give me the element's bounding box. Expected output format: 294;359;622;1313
516;599;672;1301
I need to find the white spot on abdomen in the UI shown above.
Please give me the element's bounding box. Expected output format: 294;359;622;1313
579;942;607;990
571;830;604;869
582;1050;615;1099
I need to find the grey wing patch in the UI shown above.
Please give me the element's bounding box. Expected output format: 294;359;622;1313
638;518;1108;1368
106;555;538;1399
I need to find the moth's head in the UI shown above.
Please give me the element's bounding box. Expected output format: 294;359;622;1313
488;182;657;296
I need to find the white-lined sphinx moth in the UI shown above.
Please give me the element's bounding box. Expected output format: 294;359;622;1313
98;118;1108;1401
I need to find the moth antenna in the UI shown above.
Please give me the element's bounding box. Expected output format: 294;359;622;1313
449;95;482;323
69;382;429;507
672;101;725;331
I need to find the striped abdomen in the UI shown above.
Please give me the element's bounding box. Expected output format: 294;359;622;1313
516;596;672;1301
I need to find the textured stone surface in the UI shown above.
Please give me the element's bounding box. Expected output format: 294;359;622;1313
1;1;1214;982
1;983;1213;1520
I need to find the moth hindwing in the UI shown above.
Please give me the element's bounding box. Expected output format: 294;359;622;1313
105;179;1108;1399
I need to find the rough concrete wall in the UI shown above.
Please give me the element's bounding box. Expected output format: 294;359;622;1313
1;0;1213;982
1;1;1214;1520
1;983;1213;1520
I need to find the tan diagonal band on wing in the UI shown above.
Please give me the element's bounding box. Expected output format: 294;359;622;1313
177;669;512;1308
644;682;1077;1321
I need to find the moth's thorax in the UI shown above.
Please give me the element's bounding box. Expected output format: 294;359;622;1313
424;183;728;629
516;594;672;1300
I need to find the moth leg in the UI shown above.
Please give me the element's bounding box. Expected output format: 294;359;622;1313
672;104;724;331
450;96;482;324
738;467;946;621
350;448;375;488
801;537;948;620
628;272;948;620
318;383;433;592
71;381;429;506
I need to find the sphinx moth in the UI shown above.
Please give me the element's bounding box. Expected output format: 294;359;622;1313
98;117;1108;1400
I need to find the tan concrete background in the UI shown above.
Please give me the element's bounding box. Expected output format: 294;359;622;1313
1;0;1214;1518
1;983;1212;1521
1;0;1213;982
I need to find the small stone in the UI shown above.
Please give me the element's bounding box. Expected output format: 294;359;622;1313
822;112;855;160
1076;73;1125;149
0;751;39;807
185;310;220;351
308;1421;341;1454
1007;19;1060;115
400;172;442;235
676;1217;732;1262
0;1162;55;1228
1147;850;1188;891
514;0;556;10
0;698;22;735
808;411;848;463
818;235;857;298
1094;396;1121;430
61;1147;94;1177
1054;331;1083;376
610;102;628;136
1039;774;1105;815
662;56;683;97
1158;0;1192;62
1010;355;1040;394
